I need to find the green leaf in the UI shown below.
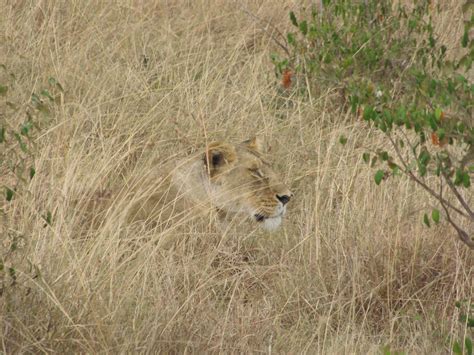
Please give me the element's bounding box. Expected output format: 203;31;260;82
468;318;474;328
299;20;308;36
0;85;7;96
423;213;431;227
432;209;440;223
5;187;14;201
31;93;41;105
461;314;474;326
287;33;296;46
40;89;54;101
418;164;427;177
8;267;16;281
458;52;473;70
462;30;469;48
0;127;5;143
418;150;431;166
43;211;52;226
454;169;463;185
436;128;445;141
323;53;333;64
453;340;462;355
362;152;370;164
466;337;472;355
29;167;36;180
463;173;471;188
434;107;443;121
454;169;470;187
20;121;33;136
374;170;384;185
363;106;376;121
339;135;347;145
48;76;64;92
289;11;298;27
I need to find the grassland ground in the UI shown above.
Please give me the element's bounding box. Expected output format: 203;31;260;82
0;1;472;353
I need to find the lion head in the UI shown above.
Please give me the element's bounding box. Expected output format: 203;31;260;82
129;137;293;231
196;137;293;230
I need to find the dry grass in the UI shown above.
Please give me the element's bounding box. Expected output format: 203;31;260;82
0;1;472;353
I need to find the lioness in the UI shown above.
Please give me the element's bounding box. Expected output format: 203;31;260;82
127;137;292;231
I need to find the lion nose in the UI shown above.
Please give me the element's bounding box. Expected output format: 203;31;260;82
276;194;291;205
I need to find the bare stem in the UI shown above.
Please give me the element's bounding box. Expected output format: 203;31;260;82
236;3;290;57
387;134;468;218
439;185;474;249
442;170;474;221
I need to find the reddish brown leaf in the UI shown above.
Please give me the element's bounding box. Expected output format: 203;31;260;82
282;69;292;89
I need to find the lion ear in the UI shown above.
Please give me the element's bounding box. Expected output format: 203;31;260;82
203;142;236;176
206;150;224;168
243;136;264;153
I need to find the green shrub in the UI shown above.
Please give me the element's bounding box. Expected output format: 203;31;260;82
272;0;473;248
0;64;62;294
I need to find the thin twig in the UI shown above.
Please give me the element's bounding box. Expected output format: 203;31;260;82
439;180;474;249
442;170;474;220
387;134;468;218
236;3;290;57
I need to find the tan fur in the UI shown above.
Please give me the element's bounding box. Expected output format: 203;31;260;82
127;137;292;230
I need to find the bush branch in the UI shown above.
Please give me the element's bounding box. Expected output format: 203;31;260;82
439;181;474;249
236;3;290;57
387;134;469;218
442;170;474;221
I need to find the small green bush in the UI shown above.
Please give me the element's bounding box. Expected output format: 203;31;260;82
272;0;473;248
0;64;62;294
